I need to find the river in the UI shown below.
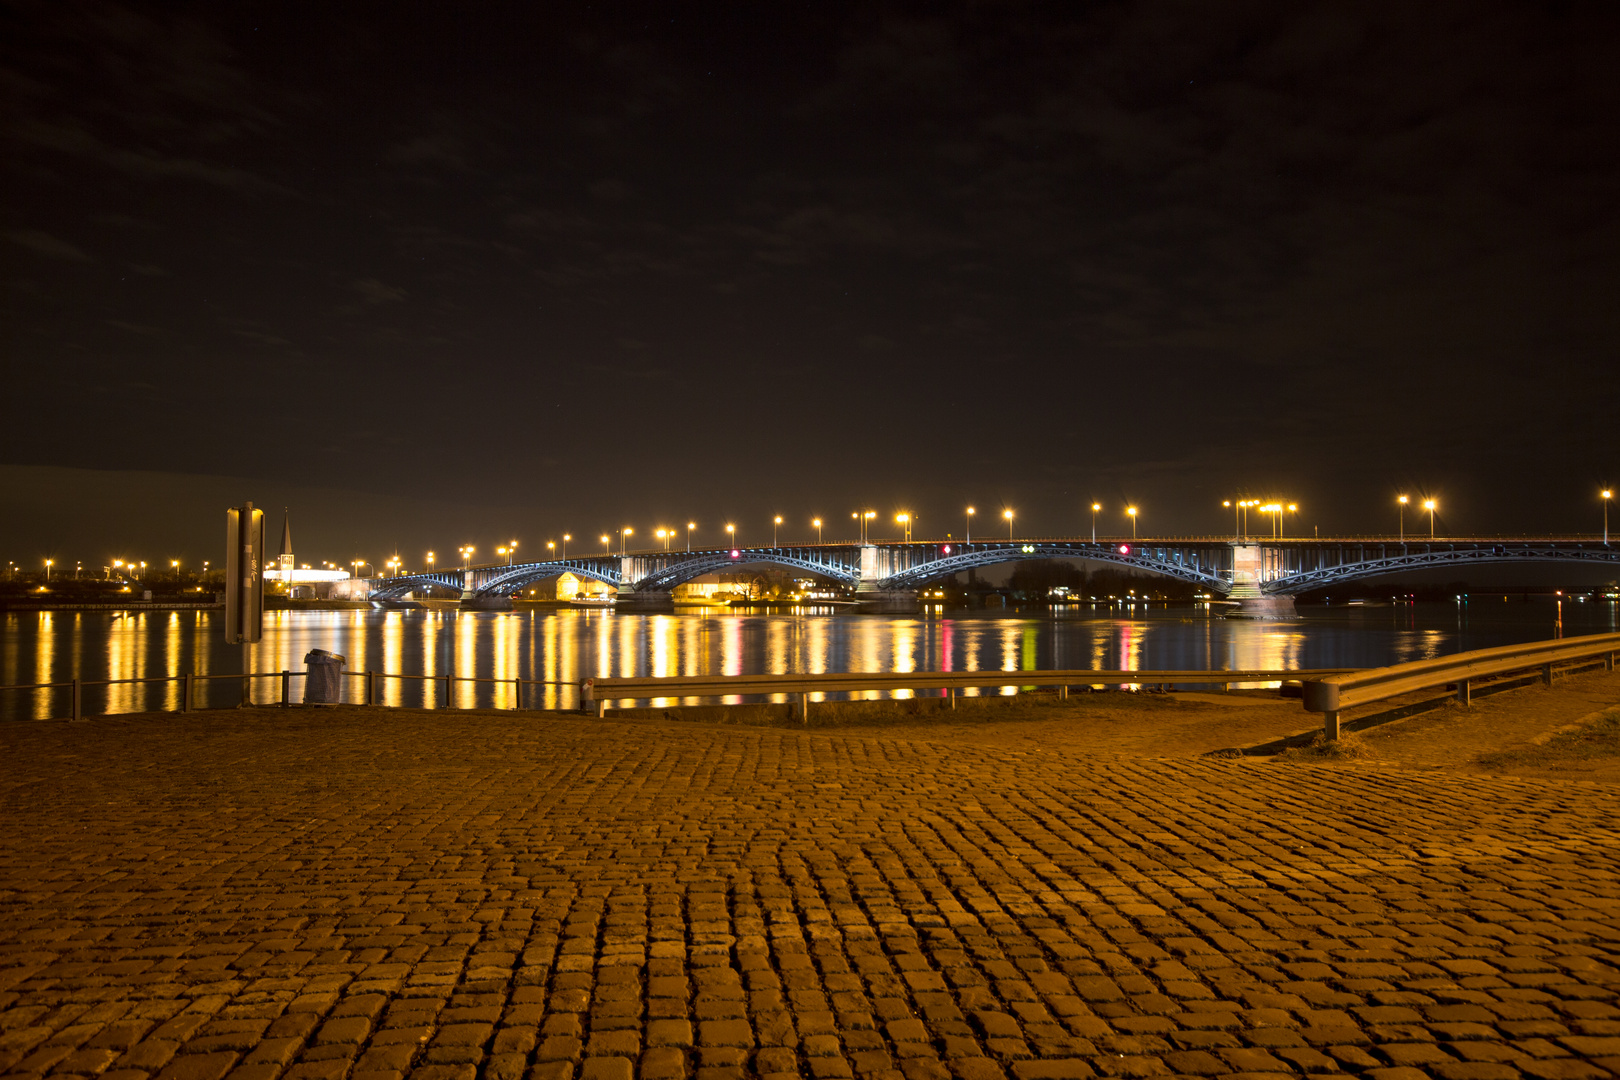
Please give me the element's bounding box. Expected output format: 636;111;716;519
3;597;1613;721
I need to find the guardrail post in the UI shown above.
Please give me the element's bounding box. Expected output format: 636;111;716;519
1607;651;1615;672
799;692;809;725
1456;679;1471;706
1058;685;1068;701
183;672;194;712
441;673;451;708
514;678;523;710
1323;710;1340;742
281;670;290;707
947;687;955;710
71;678;82;722
363;671;373;706
1542;663;1554;686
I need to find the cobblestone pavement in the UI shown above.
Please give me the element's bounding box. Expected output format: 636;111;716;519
2;709;1618;1080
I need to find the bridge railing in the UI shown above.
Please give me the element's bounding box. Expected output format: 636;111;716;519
0;669;579;721
1303;631;1620;741
581;668;1360;720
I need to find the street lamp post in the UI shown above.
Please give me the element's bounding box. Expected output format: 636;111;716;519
562;534;571;558
896;513;912;542
1127;506;1138;539
45;559;53;581
725;523;735;549
171;559;180;582
686;523;694;552
1004;508;1014;541
813;518;823;544
1424;499;1437;539
1091;502;1101;542
619;527;633;556
1602;489;1612;545
601;535;611;555
547;541;556;560
773;516;782;546
966;507;975;543
497;546;509;565
427;552;435;574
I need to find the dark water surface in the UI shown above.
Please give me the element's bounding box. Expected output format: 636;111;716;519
2;598;1613;720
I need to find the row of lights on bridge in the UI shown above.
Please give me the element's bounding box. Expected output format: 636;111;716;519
370;489;1614;576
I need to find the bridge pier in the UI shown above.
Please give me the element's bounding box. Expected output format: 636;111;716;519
1225;544;1297;620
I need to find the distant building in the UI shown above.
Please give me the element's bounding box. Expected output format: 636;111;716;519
261;510;349;597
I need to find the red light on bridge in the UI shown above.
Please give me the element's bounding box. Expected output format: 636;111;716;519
1118;544;1131;554
942;544;952;554
730;550;740;558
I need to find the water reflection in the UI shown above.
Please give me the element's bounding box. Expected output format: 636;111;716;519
2;599;1614;720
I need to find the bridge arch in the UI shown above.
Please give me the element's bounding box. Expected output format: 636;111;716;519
368;572;466;600
632;549;861;592
475;561;623;598
877;542;1232;593
1267;545;1620;595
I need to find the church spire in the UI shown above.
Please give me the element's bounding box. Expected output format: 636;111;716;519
279;509;293;557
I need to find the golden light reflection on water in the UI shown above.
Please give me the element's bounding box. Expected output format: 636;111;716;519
3;600;1613;719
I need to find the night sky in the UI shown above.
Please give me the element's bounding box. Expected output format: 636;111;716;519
4;2;1618;568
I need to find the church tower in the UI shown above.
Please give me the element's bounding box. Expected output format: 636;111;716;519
278;509;294;580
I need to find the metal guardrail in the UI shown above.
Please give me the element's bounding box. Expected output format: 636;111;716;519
0;669;578;722
581;668;1362;720
1303;632;1620;740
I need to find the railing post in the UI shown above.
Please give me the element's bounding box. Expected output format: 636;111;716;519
442;673;451;708
71;678;82;723
1323;710;1340;742
281;670;290;707
514;677;523;710
364;670;374;706
1542;663;1554;686
183;672;194;712
800;691;809;725
1456;678;1471;706
1608;651;1615;672
947;687;955;710
1058;685;1068;700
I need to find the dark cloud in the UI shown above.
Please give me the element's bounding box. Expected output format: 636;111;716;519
6;228;91;261
2;1;1617;556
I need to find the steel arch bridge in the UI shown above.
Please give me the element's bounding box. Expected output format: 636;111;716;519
1261;539;1620;595
357;536;1619;605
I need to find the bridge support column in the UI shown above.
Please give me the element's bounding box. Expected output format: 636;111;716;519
615;587;673;610
1223;544;1297;619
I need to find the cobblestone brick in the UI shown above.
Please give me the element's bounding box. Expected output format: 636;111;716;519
3;707;1620;1080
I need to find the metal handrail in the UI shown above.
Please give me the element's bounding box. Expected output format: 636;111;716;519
2;667;580;722
582;667;1363;720
1302;632;1620;740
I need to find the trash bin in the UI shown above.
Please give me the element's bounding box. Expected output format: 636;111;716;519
303;649;346;704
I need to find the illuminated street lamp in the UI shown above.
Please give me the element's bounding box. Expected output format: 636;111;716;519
896;513;912;542
139;561;147;580
966;506;975;543
1126;506;1138;539
75;561;82;580
725;523;736;549
601;535;611;554
497;546;509;564
656;528;670;551
508;540;519;563
1397;495;1409;541
44;558;53;581
1423;499;1438;539
813;517;823;544
1091;502;1102;542
1602;489;1612;545
773;515;782;546
686;523;695;552
562;534;571;558
171;559;180;582
547;540;556;559
427;551;435;574
1003;508;1014;541
619;527;633;556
